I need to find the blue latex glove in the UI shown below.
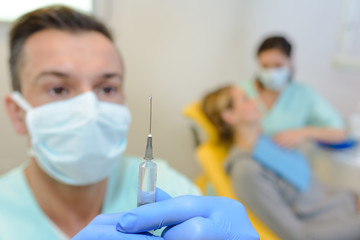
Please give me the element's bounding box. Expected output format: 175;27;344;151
72;189;259;240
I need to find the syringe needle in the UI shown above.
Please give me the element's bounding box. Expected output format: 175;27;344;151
149;94;152;135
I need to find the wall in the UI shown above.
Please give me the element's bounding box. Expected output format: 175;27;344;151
110;0;246;179
0;0;360;180
0;22;27;174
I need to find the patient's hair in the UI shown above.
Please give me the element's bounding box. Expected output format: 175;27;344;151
257;36;292;57
202;86;234;144
9;5;113;91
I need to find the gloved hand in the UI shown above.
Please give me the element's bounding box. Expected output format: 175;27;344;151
72;189;259;240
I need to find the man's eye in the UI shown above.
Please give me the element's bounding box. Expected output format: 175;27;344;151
49;87;68;96
99;86;117;95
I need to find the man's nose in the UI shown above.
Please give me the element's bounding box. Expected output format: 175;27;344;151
77;84;93;95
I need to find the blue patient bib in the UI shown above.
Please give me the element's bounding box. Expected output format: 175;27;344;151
252;135;311;192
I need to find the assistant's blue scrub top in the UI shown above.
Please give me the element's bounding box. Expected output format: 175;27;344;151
0;156;200;240
240;80;344;136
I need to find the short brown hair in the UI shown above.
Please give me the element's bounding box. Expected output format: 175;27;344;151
9;5;113;91
257;36;292;57
202;86;234;144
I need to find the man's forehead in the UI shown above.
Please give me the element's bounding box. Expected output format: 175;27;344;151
18;29;124;91
24;29;118;57
21;29;123;73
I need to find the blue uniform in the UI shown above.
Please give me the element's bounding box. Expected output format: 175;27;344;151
0;156;200;240
241;80;344;136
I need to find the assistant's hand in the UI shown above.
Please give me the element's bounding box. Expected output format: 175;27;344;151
72;189;259;240
273;129;309;148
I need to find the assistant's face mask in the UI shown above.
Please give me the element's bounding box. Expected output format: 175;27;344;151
257;67;291;92
11;91;131;186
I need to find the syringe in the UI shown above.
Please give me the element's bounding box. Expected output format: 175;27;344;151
137;95;157;207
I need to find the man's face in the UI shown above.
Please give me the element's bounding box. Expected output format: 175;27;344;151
6;29;125;135
21;29;125;107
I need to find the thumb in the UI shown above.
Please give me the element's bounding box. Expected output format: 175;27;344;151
156;188;172;202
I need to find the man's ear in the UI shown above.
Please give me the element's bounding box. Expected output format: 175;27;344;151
4;94;28;135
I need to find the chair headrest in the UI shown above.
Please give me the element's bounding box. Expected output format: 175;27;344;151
183;101;220;143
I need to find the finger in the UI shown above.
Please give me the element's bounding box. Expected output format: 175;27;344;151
273;135;284;143
160;225;174;238
274;139;287;148
73;225;164;240
162;217;223;240
90;213;126;225
277;141;290;148
114;233;163;240
72;225;125;240
156;188;172;202
114;229;163;240
117;195;214;233
282;139;296;148
273;133;284;140
281;143;293;149
274;138;293;149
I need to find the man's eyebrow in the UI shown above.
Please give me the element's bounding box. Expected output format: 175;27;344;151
34;71;124;83
36;71;69;79
102;72;123;79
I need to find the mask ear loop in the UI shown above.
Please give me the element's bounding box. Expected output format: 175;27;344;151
10;91;33;112
10;92;37;158
27;148;37;157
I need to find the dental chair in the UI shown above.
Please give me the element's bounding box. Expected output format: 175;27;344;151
183;101;280;240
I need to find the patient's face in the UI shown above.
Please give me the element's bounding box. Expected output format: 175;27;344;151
228;87;261;125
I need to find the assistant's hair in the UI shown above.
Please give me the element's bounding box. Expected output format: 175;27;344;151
257;36;292;57
9;5;113;91
202;86;234;144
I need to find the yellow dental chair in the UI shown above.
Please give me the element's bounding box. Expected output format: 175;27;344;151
183;101;280;240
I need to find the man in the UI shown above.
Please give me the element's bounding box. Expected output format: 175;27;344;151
0;5;259;240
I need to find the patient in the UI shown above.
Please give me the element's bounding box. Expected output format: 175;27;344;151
202;85;360;240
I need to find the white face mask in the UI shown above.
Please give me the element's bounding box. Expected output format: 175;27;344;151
11;91;131;186
257;67;291;91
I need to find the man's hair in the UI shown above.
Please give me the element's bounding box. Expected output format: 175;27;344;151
257;36;292;58
9;5;113;91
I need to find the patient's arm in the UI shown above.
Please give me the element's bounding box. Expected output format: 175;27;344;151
302;127;345;143
273;128;345;149
230;158;360;240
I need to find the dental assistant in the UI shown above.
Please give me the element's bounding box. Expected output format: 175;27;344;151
0;5;258;240
241;36;345;148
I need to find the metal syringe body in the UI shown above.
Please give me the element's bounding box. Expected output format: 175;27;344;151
137;96;157;207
